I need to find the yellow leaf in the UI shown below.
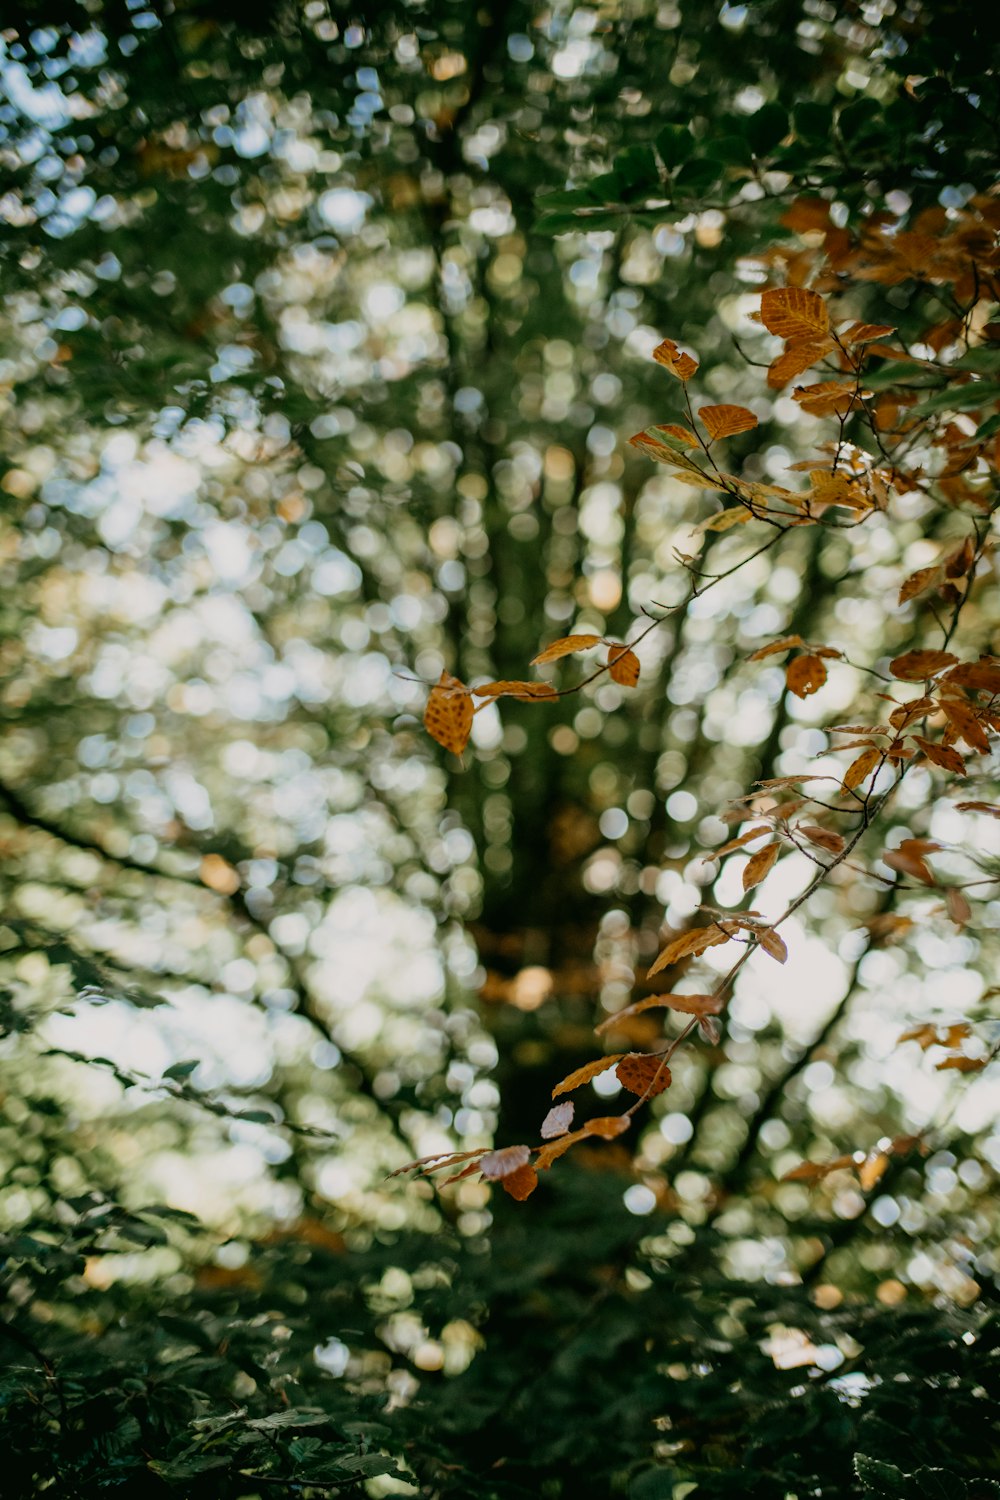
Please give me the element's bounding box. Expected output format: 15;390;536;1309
652;337;699;381
607;644;640;687
743;840;779;891
200;854;241;895
786;654;827;698
889;649;958;681
842;322;897;344
531;634;603;665
693;506;753;535
582;1114;631;1140
698;403;759;441
615;1054;672;1098
655;422;699;447
647;924;729;978
760;286;829;341
501;1163;539;1200
844;747;882;790
793;381;864;418
424;671;473;755
552;1055;624;1099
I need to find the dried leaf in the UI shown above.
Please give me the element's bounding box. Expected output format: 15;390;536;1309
501;1163;539;1200
474;680;559;701
480;1144;532;1180
889;649;958;681
710;824;773;858
531;634;603;665
883;838;939;885
424;671;473;756
748;634;804;661
552;1055;624;1099
652;337;699;381
786;654;827;698
757;927;788;963
940;699;990;753
793;380;862;418
583;1114;631;1140
607;645;640;687
743;840;779;891
942;660;1000;693
540;1102;575;1139
596;991;722;1033
935;1053;987;1072
616;1054;672;1098
767;339;833;389
760;286;829;341
698;403;759;441
656;423;699;447
955;800;1000;818
912;735;966;775
535;1129;587;1171
946;887;972;927
899;565;942;605
842;322;898;344
859;1152;890;1191
844;747;882;790
782;1154;853;1182
799;824;846;854
647;924;729;978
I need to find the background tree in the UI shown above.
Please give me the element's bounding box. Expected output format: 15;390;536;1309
1;1;999;1495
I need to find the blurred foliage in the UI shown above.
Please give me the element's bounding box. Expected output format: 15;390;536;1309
1;0;999;1495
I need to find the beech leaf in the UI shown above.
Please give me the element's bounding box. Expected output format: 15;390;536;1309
743;840;779;891
615;1054;672;1098
423;671;473;756
889;649;958;681
531;634;603;665
786;654;827;698
552;1055;624;1098
698;403;758;441
540;1102;575;1138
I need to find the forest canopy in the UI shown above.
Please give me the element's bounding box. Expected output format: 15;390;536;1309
1;1;1000;1496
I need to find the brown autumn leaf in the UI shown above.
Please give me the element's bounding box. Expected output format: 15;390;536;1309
935;1053;988;1072
607;645;640;687
912;736;966;775
945;535;976;579
698;403;759;441
652;337;699;381
540;1102;575;1139
767;339;833;389
501;1163;539;1200
531;634;603;665
711;824;773;858
474;680;559;701
899;565;943;605
942;660;1000;693
782;1154;854;1182
748;634;804;661
786;654;827;698
757;927;788;963
946;887;972;927
940;699;990;753
760;286;829;341
424;671;474;755
889;649;958;681
842;322;898;344
583;1114;631;1140
793;380;863;418
883;838;940;885
799;825;846;854
844;747;882;791
595;992;723;1034
480;1144;532;1180
656;422;699;447
615;1054;672;1098
955;800;1000;818
551;1055;624;1099
743;840;779;891
200;854;241;895
647;924;729;977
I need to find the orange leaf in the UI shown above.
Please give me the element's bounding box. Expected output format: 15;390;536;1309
858;1152;890;1191
535;1129;587;1171
616;1054;672;1098
767;339;833;389
501;1163;539;1200
540;1102;575;1139
480;1144;531;1180
942;660;1000;693
424;671;473;755
743;841;779;891
583;1114;631;1140
656;423;699;447
940;699;990;753
607;645;640;687
842;322;898;345
786;654;827;698
698;403;759;441
912;736;966;775
531;634;603;665
799;825;846;854
473;680;559;701
782;1154;853;1182
711;824;773;858
552;1055;624;1098
748;634;804;661
844;747;882;791
760;286;829;341
647;924;729;978
596;992;722;1034
652;337;698;381
889;649;958;681
935;1054;988;1072
758;928;787;963
793;380;863;418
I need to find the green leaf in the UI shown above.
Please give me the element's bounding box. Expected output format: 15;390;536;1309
674;157;723;194
163;1059;199;1081
656;124;694;168
909;380;1000;417
855;1456;907;1496
745;102;789;157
